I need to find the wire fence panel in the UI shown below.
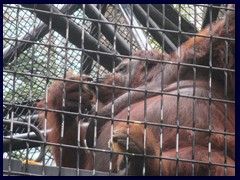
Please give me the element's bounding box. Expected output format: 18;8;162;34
3;4;235;176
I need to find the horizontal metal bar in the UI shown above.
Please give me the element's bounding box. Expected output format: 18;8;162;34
3;158;118;176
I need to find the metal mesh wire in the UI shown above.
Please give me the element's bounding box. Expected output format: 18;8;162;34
3;4;234;176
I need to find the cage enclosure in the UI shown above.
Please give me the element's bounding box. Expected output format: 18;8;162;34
3;4;235;176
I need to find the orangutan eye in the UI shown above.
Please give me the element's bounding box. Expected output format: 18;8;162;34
119;66;125;72
117;64;127;73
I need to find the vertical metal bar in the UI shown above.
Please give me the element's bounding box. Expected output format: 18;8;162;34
207;4;213;176
33;3;44;175
109;4;115;174
26;3;36;173
29;9;35;103
109;4;118;176
57;7;64;177
78;4;84;175
92;4;104;175
201;4;221;29
142;5;151;175
191;4;197;176
94;4;103;109
88;3;99;176
77;118;81;176
223;5;229;176
159;4;165;176
8;4;20;175
175;4;182;176
124;3;135;176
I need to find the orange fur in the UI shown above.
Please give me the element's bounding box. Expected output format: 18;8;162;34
37;5;235;175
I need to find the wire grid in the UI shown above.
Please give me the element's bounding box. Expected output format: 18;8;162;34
3;3;145;167
3;4;234;175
